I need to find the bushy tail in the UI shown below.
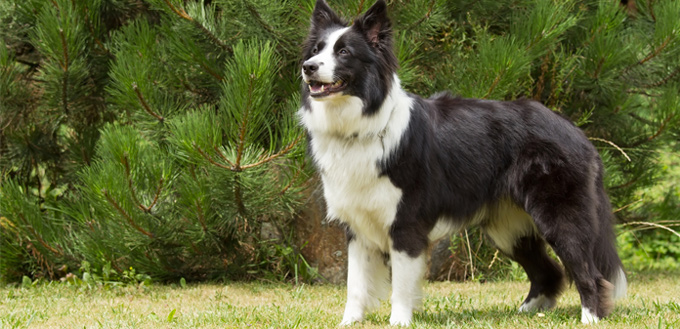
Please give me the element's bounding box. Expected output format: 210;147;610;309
594;186;627;300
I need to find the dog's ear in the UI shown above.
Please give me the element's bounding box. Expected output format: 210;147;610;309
354;0;391;47
310;0;345;30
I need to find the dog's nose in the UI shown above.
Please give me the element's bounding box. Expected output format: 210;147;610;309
302;62;319;75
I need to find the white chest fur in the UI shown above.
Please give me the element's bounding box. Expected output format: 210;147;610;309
316;136;401;251
300;76;412;252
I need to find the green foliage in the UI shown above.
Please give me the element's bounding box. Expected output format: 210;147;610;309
1;0;308;283
1;0;680;283
617;145;680;271
619;229;680;270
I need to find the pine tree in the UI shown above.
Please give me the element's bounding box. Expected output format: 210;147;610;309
1;0;679;282
1;0;310;282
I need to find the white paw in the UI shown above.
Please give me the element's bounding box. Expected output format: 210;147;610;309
338;317;360;327
389;304;413;326
389;314;412;327
339;306;363;326
519;294;556;312
581;307;599;324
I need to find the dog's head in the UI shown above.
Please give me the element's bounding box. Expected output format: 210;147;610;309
301;0;397;115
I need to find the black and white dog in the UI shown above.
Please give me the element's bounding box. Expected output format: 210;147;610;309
299;0;626;326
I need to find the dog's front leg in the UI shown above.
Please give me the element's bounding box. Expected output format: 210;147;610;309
340;239;390;326
389;250;426;326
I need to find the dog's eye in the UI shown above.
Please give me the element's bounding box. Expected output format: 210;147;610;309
338;48;349;55
311;46;318;55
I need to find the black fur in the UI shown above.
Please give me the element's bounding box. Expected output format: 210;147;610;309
301;0;397;115
511;236;566;305
300;0;625;324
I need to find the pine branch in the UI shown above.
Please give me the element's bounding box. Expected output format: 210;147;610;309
83;4;110;55
643;67;680;88
213;145;236;167
611;177;638;190
626;89;662;97
483;69;505;99
244;2;294;54
592;57;606;79
407;0;436;30
195;200;208;232
132;83;165;122
233;174;247;218
234;73;255;170
628;114;675;147
121;154;143;210
356;0;366;15
27;241;55;279
638;36;672;66
18;214;61;255
240;133;303;170
195;143;232;170
144;178;164;212
198;61;224;81
279;159;306;196
162;0;230;52
15;58;40;70
102;189;154;238
162;0;192;20
244;2;279;42
195;132;301;173
59;28;69;115
533;53;550;100
122;152;164;213
624;36;673;75
628;112;655;126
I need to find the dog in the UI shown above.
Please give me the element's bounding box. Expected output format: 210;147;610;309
298;0;627;326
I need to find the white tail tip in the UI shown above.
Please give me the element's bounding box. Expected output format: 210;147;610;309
611;267;627;300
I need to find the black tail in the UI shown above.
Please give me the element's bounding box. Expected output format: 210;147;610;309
593;174;627;300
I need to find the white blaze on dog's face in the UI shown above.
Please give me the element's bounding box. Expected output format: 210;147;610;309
301;27;350;99
301;0;397;113
301;0;350;100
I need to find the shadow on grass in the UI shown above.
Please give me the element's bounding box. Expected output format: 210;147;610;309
417;306;579;325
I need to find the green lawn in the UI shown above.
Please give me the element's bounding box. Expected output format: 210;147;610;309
1;271;679;328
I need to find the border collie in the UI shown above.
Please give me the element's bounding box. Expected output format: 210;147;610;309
299;0;627;326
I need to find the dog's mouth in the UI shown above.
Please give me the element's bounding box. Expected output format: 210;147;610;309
307;80;346;98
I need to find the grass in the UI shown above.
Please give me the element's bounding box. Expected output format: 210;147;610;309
1;271;679;329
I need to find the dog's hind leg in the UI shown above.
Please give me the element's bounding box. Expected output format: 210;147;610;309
340;238;390;326
510;236;565;312
533;216;613;324
522;182;615;323
483;202;565;313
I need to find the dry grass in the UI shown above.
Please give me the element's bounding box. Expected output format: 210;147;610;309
1;271;679;328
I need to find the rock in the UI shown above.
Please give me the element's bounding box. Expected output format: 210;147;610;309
260;221;282;242
293;179;348;284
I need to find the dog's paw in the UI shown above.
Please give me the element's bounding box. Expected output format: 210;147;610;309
389;314;412;326
339;300;364;327
339;309;363;327
518;294;556;312
338;316;360;327
389;304;413;327
581;307;599;324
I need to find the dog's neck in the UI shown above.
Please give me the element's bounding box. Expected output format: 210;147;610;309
302;74;411;145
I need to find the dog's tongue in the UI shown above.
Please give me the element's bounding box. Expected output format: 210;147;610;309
309;80;343;95
310;83;327;93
